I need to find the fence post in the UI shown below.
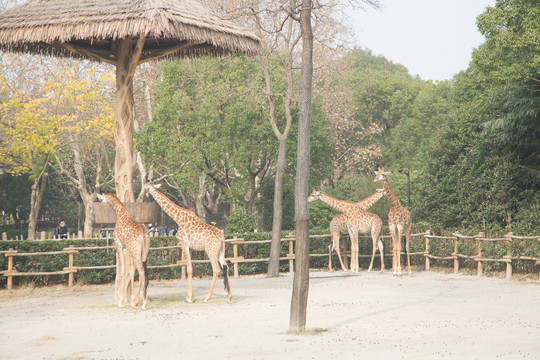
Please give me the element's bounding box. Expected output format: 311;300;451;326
40;231;46;241
5;248;17;290
78;230;83;239
287;234;295;273
63;246;78;287
2;232;6;241
424;230;431;271
233;236;239;278
476;232;484;277
504;232;513;280
452;232;459;274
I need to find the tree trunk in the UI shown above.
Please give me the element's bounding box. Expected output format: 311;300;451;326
196;174;208;222
290;0;313;333
27;173;47;240
268;138;287;277
114;37;145;202
67;136;96;238
81;192;95;238
264;10;294;277
245;172;258;212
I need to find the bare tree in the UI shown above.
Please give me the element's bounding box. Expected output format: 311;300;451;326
133;61;161;202
289;0;313;333
248;0;297;277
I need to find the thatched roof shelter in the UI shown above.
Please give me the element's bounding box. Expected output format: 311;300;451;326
0;0;260;202
0;0;259;62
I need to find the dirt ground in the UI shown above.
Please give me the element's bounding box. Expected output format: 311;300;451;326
0;270;539;360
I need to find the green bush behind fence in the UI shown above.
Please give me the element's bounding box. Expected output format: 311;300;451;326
1;231;539;288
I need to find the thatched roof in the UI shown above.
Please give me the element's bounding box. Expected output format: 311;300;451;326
0;0;260;62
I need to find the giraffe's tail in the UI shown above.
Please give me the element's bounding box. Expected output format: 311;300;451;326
143;260;149;294
219;240;230;293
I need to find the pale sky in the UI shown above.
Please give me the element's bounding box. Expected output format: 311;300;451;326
352;0;496;81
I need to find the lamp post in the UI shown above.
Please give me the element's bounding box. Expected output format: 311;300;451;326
398;169;410;208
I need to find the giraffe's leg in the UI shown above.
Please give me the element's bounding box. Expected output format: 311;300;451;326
142;260;149;310
184;247;193;303
123;252;134;305
355;241;360;272
389;227;398;275
405;226;412;275
114;246;122;304
350;232;359;272
370;224;384;272
329;243;334;271
395;228;404;276
130;257;139;308
204;256;220;303
116;246;126;307
378;238;385;272
342;239;349;270
219;240;232;304
334;237;347;271
131;258;146;309
330;232;346;271
346;226;354;272
368;238;376;272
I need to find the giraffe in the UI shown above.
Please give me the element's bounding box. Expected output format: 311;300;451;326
374;167;412;275
144;183;232;303
308;189;384;272
327;189;386;272
96;193;150;309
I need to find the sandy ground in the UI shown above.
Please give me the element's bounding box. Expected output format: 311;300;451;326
0;270;539;360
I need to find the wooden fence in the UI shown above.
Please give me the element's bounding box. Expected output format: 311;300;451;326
1;231;539;289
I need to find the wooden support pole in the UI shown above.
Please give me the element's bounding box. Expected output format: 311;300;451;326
64;246;79;287
424;230;431;271
505;232;513;280
2;232;6;241
476;232;484;277
453;233;459;274
287;234;295;273
6;249;17;290
233;237;239;278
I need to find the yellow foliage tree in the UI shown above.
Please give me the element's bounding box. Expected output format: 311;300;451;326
0;60;114;239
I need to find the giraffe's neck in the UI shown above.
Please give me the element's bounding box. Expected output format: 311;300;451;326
356;191;384;210
104;193;131;219
383;182;402;209
148;185;196;224
320;193;357;213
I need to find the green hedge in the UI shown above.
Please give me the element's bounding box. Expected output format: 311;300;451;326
1;231;539;289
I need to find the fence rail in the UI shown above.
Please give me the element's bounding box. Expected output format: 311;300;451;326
1;231;539;289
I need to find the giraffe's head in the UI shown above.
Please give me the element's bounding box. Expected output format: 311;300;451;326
307;189;323;203
96;193;108;202
144;182;162;193
374;167;390;182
